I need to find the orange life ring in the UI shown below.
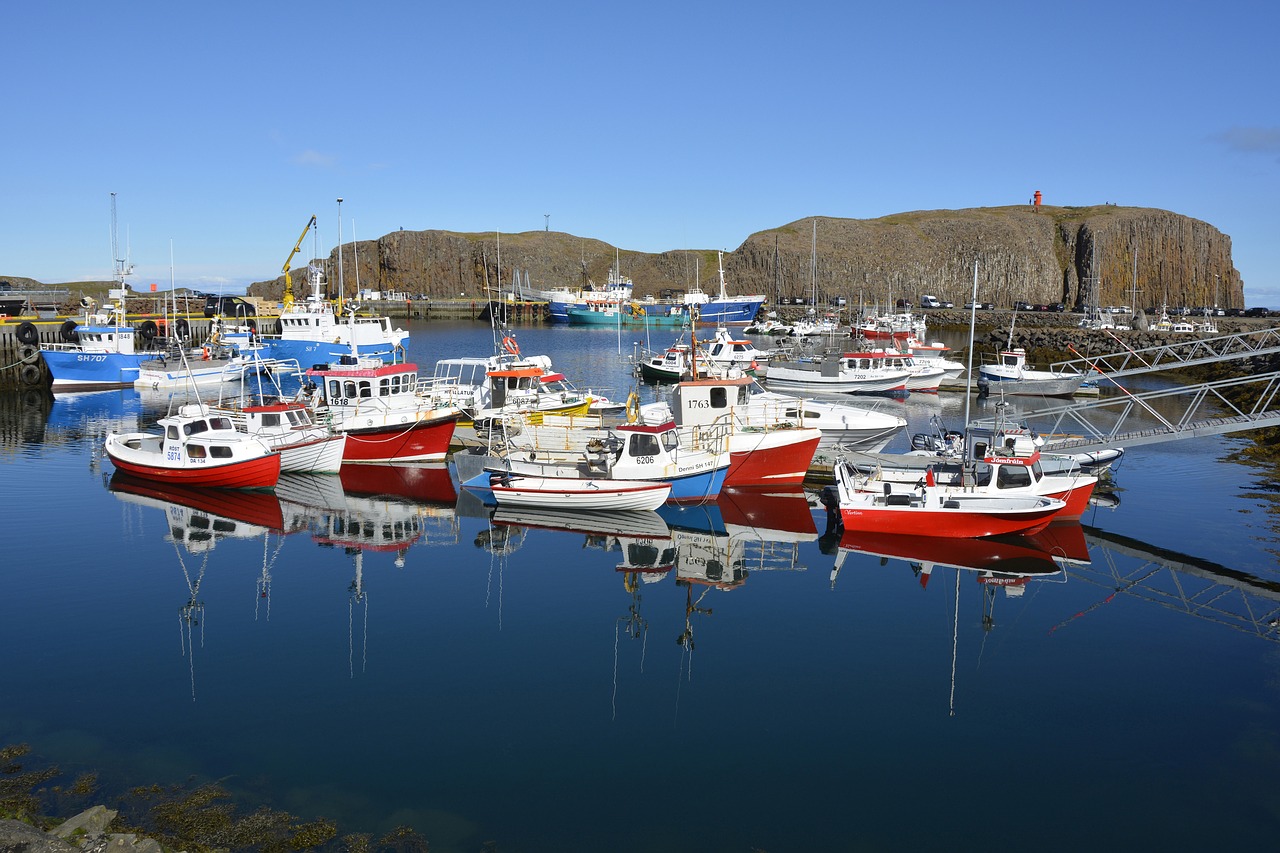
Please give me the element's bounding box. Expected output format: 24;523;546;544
502;336;520;356
201;346;211;361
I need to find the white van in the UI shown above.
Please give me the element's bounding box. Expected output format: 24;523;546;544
920;295;941;309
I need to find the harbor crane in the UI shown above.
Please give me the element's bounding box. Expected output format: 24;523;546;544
280;215;317;310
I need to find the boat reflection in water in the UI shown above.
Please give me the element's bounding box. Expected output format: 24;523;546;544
107;473;291;700
275;464;459;676
832;523;1088;594
660;487;819;658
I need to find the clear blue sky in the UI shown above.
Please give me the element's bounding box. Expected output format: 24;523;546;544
6;1;1278;304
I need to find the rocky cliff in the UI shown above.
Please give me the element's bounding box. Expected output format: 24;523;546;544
249;204;1242;311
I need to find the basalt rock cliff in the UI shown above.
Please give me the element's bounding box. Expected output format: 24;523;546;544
248;205;1243;311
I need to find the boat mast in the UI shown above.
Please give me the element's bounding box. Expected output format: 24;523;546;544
336;197;345;310
963;259;978;430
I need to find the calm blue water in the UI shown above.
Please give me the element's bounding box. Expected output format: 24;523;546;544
3;320;1280;851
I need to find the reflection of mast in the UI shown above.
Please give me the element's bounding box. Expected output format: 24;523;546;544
613;572;649;721
176;546;208;704
348;550;368;678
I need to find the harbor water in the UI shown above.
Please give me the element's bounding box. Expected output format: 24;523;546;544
2;319;1279;851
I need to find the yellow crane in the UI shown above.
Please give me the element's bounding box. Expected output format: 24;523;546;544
280;215;317;310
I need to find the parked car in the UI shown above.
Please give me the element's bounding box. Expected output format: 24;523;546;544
1013;301;1032;311
1245;307;1271;317
964;301;994;310
1226;308;1247;317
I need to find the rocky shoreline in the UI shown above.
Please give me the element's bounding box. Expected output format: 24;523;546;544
1;807;162;853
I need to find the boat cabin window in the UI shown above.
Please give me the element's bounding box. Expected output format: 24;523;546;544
209;446;233;459
996;464;1032;489
710;344;724;356
661;430;680;453
344;381;359;398
287;410;308;426
167;425;180;440
209;417;233;431
629;433;660;457
1002;353;1019;366
186;444;207;459
261;413;282;428
709;387;728;409
973;463;993;487
184;420;209;436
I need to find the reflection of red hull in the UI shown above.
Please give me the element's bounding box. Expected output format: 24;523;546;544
717;487;817;537
839;528;1070;575
339;463;457;504
724;430;821;487
109;472;285;531
1022;521;1090;563
340;415;457;463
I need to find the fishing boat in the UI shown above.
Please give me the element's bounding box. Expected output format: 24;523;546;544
701;327;767;376
977;347;1086;397
482;473;672;511
567;299;689;327
301;353;460;464
35;294;157;390
639;375;824;487
262;257;408;363
103;403;281;489
496;417;730;503
430;348;595;435
212;399;347;473
638;342;710;383
868;350;947;392
764;349;912;394
681;252;766;325
854;308;926;342
832;460;1065;538
848;425;1098;520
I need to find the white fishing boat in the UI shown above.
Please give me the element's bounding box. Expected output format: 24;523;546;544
484;473;672;511
978;347;1085;397
765;349;912;394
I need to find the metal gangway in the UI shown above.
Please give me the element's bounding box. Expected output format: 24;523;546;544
1050;326;1280;379
985;326;1280;453
1023;371;1280;454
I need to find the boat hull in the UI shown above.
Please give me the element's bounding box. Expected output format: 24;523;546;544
488;476;672;511
43;351;150;389
839;494;1062;538
694;297;766;325
723;429;821;488
340;415;458;464
104;436;281;489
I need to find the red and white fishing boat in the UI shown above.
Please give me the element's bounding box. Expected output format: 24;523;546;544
850;425;1098;520
302;354;460;463
104;404;281;489
855;310;926;342
833;459;1065;538
643;374;823;488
